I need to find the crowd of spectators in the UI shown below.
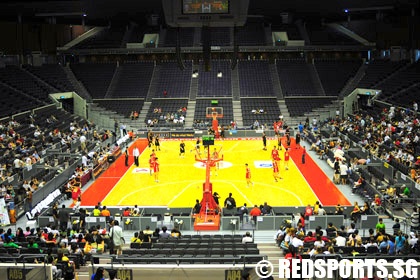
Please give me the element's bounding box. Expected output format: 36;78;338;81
275;218;420;258
331;103;420;180
147;107;187;127
0;108;114;221
304;102;420;214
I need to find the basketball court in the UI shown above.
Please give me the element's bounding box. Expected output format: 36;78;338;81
80;137;351;208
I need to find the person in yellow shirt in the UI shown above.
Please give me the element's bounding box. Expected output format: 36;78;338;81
92;205;101;217
313;201;320;215
130;232;142;244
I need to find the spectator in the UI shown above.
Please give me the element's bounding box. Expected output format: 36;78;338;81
317;205;326;216
238;203;249;224
224;193;236;214
335;232;347;247
100;206;111;221
122;207;131;217
249;205;262;224
376;218;386;234
91;267;106;280
109;220;123;255
313;201;320;215
392;218;401;235
395;231;406;254
409;232;418;250
262;202;272;215
193;199;201;214
335;204;344;215
130;232;142;244
170;227;181;238
242;232;253;243
92;205;101;217
159;226;170;239
304;204;313;218
58;205;70;232
410;207;419;232
303;231;317;243
350;202;361;222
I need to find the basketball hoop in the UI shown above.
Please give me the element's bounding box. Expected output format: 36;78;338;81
206;107;224;119
205;107;223;138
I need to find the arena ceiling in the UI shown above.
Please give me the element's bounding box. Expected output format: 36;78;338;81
0;0;418;24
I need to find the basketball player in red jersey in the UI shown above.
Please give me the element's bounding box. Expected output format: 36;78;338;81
271;146;280;161
212;148;219;176
151;149;156;160
284;148;290;170
245;163;253;187
148;154;155;176
153;157;160;182
272;160;282;182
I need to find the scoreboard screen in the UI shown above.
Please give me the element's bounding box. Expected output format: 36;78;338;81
162;0;249;27
202;135;215;146
183;0;229;14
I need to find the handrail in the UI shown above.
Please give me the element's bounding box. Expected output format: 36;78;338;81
107;254;267;267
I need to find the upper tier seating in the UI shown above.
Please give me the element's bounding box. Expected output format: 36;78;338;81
241;98;281;127
376;62;420;106
0;65;53;103
153;61;192;98
0;83;43;117
70;63;117;99
276;59;318;96
386;83;420;107
238;60;275;97
110;61;154;98
197;60;232;97
314;59;362;96
23;64;75;93
357;60;408;89
285;97;335;117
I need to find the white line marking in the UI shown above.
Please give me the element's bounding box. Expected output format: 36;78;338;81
225;142;240;152
222;181;254;206
220;180;304;206
116;180;202;205
167;182;199;205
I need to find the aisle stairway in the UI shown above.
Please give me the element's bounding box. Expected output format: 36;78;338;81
63;65;92;101
251;243;286;280
184;100;196;128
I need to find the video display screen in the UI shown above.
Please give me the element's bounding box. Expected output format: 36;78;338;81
183;0;229;14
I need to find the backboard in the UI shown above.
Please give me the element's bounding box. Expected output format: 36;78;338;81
206;107;223;119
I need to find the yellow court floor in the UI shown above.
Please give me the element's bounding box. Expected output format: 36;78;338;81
100;139;320;208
